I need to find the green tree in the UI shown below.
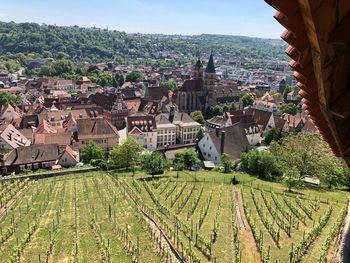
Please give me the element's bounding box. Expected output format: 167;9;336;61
270;134;325;178
80;142;105;164
241;95;254;108
240;150;281;180
0;92;22;106
125;71;143;83
221;154;232;173
279;103;299;115
173;149;199;170
190;111;204;124
196;128;204;141
318;155;349;189
283;166;303;192
112;74;124;87
264;128;281;145
160;80;177;90
140;152;167;177
283;86;293;100
4;59;20;73
109;137;143;170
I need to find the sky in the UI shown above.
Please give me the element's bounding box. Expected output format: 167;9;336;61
0;0;284;38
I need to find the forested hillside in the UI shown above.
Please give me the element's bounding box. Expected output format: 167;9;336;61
0;21;286;63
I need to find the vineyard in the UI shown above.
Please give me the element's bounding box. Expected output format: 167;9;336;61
0;171;348;263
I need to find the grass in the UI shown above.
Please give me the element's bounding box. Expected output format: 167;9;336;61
0;170;348;262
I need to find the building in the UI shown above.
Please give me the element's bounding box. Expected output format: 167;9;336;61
0;144;72;174
245;108;275;134
127;114;157;150
73;119;119;152
0;123;30;151
171;111;201;144
155;114;176;147
175;53;240;112
198;123;249;165
89;93;129;128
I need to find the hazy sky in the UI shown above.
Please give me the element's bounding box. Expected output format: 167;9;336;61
0;0;284;38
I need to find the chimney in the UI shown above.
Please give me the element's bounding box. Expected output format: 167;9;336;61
215;127;220;137
220;130;226;155
169;106;175;123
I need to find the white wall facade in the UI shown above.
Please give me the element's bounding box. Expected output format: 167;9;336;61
198;134;221;165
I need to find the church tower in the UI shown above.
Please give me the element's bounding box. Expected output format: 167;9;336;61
193;57;203;79
204;53;216;95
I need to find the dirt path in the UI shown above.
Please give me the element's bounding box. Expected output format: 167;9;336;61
235;189;246;230
235;188;261;263
340;197;350;263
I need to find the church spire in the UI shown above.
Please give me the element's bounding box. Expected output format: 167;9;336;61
194;56;202;69
205;52;215;73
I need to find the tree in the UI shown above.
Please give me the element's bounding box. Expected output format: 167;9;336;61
160;80;177;90
4;60;20;73
264;128;281;145
240;150;281;180
196;128;204;141
241;95;254;108
0;92;21;106
280;103;299;115
270;134;326;178
318;154;349;189
80;142;105;164
283;166;303;192
221;154;232;173
173;149;200;170
125;71;143;83
283;85;293;100
140;152;167;177
190;111;204;124
112;74;124;87
109;137;143;170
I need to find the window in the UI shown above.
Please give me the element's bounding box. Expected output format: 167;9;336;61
202;144;205;148
208;154;211;158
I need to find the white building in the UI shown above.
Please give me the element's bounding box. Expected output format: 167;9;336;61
155;114;176;147
127;114;158;151
172;112;201;144
198;123;249;165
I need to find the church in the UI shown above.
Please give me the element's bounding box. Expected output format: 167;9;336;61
175;53;241;113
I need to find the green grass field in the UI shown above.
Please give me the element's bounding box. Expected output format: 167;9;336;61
0;170;348;263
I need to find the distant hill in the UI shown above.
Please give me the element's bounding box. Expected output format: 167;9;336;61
0;21;287;63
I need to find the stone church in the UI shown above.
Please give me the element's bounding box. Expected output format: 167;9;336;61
175;53;240;113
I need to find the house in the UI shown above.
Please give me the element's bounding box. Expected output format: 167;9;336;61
0;104;23;124
127;114;157;150
207;110;261;146
198;123;249;165
283;113;305;132
32;120;71;147
89;92;129;128
205;115;231;131
1;144;62;174
0;123;31;151
57;145;79;167
73;118;119;152
245;108;275;134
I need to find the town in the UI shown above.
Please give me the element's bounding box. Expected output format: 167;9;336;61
0;0;350;262
0;49;310;173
